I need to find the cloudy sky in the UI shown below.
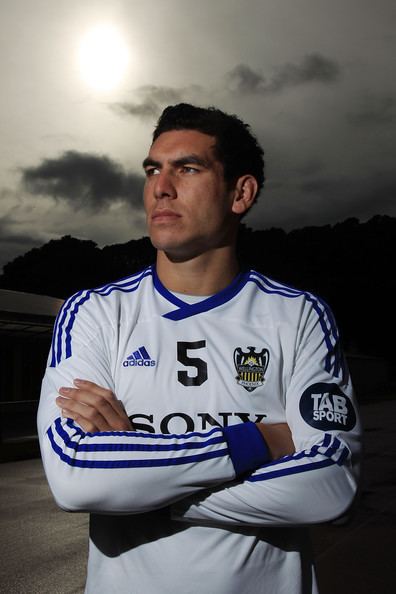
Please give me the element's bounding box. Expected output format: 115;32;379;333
0;0;395;270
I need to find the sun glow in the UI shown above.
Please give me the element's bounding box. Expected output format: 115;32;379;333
78;25;129;92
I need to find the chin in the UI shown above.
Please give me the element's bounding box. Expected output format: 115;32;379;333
150;232;178;251
151;238;197;262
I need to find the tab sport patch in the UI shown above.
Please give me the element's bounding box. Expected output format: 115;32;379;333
299;382;356;431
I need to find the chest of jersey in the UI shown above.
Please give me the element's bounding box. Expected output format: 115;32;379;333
113;299;295;434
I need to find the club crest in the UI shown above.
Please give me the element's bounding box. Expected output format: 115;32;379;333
234;346;269;392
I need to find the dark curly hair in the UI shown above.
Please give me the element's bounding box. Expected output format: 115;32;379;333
152;103;265;205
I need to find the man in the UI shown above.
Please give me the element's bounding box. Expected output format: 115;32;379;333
38;103;361;593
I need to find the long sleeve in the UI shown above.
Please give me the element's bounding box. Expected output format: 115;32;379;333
172;297;362;527
37;288;269;515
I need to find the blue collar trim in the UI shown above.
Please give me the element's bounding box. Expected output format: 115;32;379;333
152;266;250;321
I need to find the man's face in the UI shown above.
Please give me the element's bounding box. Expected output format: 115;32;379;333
143;129;238;260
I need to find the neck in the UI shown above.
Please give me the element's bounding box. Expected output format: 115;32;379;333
155;246;240;295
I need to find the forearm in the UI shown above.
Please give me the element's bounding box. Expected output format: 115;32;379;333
39;400;269;514
39;374;294;516
172;432;359;527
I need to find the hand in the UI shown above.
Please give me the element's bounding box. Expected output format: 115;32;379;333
255;422;295;460
56;379;133;433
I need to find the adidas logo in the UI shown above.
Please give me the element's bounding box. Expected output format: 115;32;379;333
122;346;156;368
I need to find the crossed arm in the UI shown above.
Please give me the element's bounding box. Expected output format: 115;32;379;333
39;371;296;515
49;377;358;526
56;379;295;460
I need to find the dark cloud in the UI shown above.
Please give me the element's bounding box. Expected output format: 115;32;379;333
347;94;396;126
226;64;266;94
111;84;200;120
0;216;43;246
21;151;144;210
228;53;340;95
270;53;340;91
113;99;160;119
115;54;339;120
142;85;187;104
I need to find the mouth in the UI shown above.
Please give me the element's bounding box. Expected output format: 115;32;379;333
151;209;181;223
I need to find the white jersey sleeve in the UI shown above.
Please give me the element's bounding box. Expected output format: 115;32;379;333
172;296;361;527
37;287;269;515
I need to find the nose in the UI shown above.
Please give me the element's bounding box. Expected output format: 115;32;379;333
153;170;177;200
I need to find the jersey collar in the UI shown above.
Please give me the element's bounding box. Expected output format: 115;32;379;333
152;265;250;321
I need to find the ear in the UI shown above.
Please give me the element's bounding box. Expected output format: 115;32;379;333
231;175;258;216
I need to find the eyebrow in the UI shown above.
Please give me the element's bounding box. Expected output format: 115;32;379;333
142;154;210;170
142;157;161;170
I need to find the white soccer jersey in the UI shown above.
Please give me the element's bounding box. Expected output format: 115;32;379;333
38;266;361;594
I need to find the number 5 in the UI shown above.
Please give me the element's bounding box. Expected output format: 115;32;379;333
177;341;208;386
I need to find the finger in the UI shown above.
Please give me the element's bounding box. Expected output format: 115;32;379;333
57;390;132;432
73;379;111;396
60;406;99;433
57;395;110;432
73;380;121;415
59;386;111;409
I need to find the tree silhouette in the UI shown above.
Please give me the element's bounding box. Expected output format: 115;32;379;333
1;216;395;369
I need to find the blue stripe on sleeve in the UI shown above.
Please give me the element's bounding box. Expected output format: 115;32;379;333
47;425;230;469
52;290;85;366
249;272;343;380
54;418;226;453
247;458;335;481
50;267;153;367
246;433;350;482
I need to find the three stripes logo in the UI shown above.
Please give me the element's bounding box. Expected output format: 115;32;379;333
122;346;156;368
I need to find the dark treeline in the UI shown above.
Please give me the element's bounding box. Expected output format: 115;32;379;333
1;215;395;367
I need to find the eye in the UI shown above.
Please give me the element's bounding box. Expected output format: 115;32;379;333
145;167;160;177
181;166;199;174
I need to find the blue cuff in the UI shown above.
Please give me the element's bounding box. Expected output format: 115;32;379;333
223;422;270;477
